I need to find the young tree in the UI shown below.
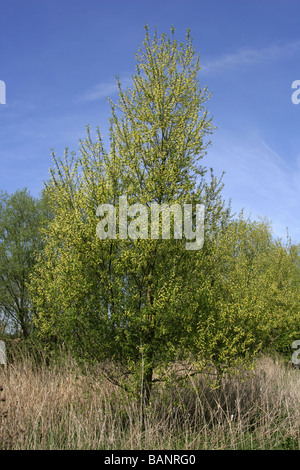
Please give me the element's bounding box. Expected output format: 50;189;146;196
30;27;299;402
30;26;231;402
0;188;48;337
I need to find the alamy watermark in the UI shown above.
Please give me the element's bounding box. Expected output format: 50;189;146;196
96;195;205;250
291;340;300;366
0;340;6;365
291;80;300;104
0;80;6;104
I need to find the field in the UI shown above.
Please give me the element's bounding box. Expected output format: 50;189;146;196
0;346;299;450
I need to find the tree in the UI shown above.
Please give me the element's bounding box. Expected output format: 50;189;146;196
29;26;300;404
29;26;231;402
0;188;49;337
192;215;300;370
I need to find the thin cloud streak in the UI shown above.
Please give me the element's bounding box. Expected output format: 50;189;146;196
201;40;300;74
208;130;300;243
79;74;133;102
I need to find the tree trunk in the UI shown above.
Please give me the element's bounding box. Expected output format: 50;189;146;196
142;354;153;406
140;349;154;433
140;283;155;430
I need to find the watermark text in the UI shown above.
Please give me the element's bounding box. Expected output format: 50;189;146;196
96;196;205;250
0;80;6;104
291;340;300;365
291;80;300;104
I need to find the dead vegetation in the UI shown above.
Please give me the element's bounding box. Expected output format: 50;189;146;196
0;349;299;450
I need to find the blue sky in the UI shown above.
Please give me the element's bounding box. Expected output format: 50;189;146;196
0;0;300;243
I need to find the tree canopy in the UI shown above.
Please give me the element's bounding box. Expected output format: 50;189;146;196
2;26;296;402
0;188;49;337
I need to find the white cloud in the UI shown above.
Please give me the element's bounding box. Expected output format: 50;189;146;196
207;129;300;243
79;74;133;102
201;40;300;74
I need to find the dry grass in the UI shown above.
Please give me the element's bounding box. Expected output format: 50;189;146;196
0;349;299;450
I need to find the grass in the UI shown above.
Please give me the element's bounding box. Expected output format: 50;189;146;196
0;347;299;450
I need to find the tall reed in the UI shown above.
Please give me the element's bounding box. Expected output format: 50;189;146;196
0;347;299;450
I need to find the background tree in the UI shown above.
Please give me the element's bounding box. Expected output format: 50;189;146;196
191;215;300;372
0;188;49;337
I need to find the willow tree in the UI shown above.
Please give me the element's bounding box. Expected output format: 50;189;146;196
191;215;300;371
29;26;230;402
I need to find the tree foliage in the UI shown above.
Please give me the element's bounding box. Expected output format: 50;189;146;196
192;216;300;370
28;26;300;400
0;188;49;337
29;27;230;397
